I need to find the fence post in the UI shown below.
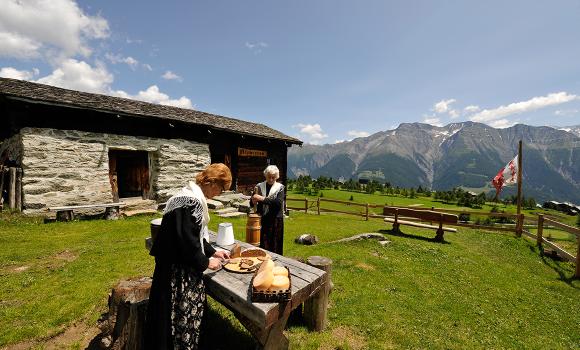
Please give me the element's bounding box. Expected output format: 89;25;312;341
8;167;16;210
365;203;369;221
516;213;524;237
537;214;544;246
305;199;308;214
317;197;320;215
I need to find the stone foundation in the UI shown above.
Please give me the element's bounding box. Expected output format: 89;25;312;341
17;127;210;213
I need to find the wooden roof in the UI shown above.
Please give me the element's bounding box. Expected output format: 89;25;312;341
0;78;302;145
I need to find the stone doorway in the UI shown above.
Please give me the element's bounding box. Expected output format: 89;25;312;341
108;150;150;201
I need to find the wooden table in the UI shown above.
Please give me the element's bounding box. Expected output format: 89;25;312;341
203;234;328;350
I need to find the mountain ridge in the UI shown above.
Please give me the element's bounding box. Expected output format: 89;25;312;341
288;122;580;203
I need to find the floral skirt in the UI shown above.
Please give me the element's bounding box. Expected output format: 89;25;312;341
170;264;205;349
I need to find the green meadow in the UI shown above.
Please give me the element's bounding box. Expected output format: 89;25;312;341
0;191;579;349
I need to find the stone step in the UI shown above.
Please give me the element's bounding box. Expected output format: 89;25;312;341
214;207;239;215
218;212;248;219
121;197;158;211
206;199;224;210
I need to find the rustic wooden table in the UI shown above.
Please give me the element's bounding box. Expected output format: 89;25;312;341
204;233;328;350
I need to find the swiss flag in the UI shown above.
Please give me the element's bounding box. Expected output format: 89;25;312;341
492;155;518;197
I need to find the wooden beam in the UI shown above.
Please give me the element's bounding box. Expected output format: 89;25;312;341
8;167;15;210
537;214;544;246
15;168;22;212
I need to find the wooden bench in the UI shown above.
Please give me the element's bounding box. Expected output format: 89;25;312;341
383;206;458;242
48;203;126;221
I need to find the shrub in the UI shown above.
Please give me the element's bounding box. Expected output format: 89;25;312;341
349;195;354;201
458;213;470;222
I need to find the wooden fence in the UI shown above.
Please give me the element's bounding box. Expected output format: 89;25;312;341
287;196;580;277
0;166;22;212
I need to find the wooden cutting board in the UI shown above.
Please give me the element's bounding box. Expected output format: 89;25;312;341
223;257;263;273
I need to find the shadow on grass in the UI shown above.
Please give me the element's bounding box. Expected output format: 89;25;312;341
84;305;256;350
378;228;450;245
525;243;579;289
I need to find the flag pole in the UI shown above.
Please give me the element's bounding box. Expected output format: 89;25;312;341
516;140;523;237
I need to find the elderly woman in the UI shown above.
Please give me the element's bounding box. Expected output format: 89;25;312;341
251;165;285;255
145;163;231;350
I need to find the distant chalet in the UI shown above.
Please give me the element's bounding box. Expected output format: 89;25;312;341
0;78;301;213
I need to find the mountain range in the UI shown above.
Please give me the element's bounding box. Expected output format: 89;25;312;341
288;122;580;203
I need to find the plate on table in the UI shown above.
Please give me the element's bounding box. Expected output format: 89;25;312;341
223;257;263;273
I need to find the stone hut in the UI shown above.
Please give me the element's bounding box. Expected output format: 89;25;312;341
0;78;302;214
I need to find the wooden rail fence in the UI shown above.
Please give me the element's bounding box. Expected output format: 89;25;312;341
288;196;580;277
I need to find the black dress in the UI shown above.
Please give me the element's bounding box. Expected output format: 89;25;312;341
145;197;215;350
257;184;285;255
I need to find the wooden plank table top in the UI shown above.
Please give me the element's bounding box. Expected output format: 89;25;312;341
203;233;327;330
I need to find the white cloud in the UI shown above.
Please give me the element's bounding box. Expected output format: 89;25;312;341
162;70;183;82
334;139;346;144
142;63;153;71
105;53;139;70
449;109;459;119
0;31;41;58
293;123;328;144
347;130;370;138
36;59;113;93
489;119;516;128
423;116;442;126
555;109;579;116
0;0;109;60
464;105;480;113
470;92;579;123
434;99;456;114
112;85;193;109
0;67;39;80
245;41;268;54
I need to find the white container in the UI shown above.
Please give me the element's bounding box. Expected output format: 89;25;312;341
216;222;235;246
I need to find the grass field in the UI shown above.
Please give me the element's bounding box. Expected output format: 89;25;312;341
1;195;579;349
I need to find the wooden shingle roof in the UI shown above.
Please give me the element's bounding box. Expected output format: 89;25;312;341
0;78;302;145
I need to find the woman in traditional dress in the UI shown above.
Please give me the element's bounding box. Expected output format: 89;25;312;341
251;165;285;255
145;163;231;350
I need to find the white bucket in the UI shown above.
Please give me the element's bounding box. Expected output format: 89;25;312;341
216;222;235;246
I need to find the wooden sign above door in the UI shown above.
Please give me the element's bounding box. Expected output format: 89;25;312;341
238;147;267;157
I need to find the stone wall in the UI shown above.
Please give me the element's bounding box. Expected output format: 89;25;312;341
20;127;210;212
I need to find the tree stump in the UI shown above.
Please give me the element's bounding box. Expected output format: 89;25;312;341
99;277;151;350
303;256;332;332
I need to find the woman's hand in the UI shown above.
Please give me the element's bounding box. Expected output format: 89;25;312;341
252;194;265;203
208;257;222;270
213;250;230;260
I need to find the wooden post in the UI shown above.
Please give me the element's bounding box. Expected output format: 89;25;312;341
516;140;523;237
15;168;22;212
304;198;308;214
317;197;320;215
576;235;580;279
365;203;369;221
304;256;332;332
0;165;5;211
8;167;16;210
537;214;544;246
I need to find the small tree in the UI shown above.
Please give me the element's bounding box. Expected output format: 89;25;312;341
349;195;354;201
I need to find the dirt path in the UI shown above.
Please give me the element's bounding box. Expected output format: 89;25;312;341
2;322;101;350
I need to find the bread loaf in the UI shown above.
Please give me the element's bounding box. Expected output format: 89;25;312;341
258;259;275;274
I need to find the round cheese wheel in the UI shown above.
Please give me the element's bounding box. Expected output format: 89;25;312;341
268;275;290;292
253;270;274;291
273;266;288;276
258;259;275;274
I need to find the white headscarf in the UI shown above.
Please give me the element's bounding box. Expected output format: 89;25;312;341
164;181;210;254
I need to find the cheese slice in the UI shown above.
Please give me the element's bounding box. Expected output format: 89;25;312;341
273;266;288;276
268;275;290;292
253;270;274;291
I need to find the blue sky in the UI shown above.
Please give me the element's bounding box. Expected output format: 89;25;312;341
1;0;580;144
